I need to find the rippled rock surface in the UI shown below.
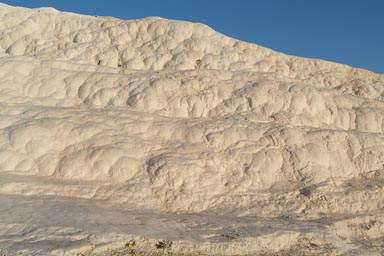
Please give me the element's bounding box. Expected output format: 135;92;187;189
0;3;383;255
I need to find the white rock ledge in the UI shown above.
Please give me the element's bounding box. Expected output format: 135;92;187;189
0;3;383;255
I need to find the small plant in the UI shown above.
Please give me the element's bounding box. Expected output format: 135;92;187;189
125;239;137;255
194;59;202;69
125;239;136;248
155;239;172;250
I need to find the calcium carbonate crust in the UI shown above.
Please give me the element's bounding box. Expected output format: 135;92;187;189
0;3;383;255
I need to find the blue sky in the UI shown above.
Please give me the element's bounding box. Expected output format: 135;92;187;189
1;0;383;73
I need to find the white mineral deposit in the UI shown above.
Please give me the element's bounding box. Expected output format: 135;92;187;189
0;3;383;255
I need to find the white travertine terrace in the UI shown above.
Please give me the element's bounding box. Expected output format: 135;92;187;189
0;3;383;255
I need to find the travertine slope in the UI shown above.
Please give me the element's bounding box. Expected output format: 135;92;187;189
0;3;383;255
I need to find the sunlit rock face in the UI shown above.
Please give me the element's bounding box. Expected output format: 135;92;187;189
0;3;383;255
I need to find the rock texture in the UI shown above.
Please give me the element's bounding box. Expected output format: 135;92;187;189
0;3;384;255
